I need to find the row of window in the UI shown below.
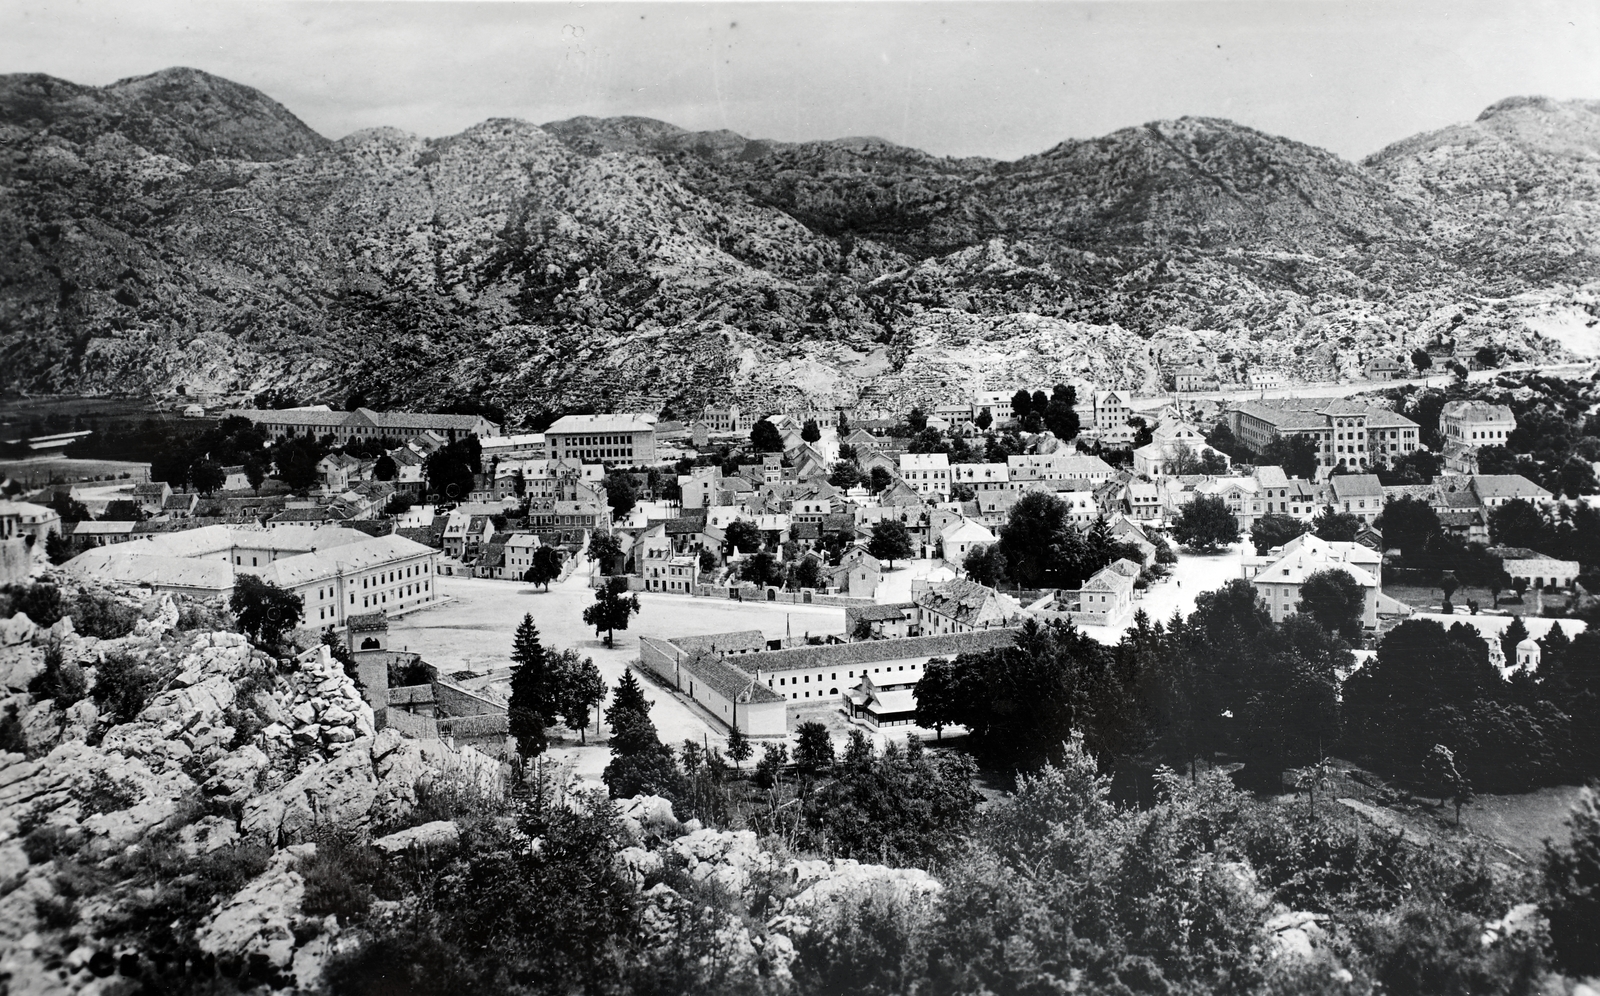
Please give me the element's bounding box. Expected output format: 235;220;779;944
768;663;920;688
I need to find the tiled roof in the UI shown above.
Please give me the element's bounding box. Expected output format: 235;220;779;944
682;651;786;703
545;413;657;435
670;630;769;655
347;610;388;633
735;628;1020;673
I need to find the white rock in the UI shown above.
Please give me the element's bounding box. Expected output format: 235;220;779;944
372;820;460;855
197;865;305;971
1;614;36;647
139;674;236;727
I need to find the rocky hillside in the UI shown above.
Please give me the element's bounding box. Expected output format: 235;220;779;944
0;571;947;994
2;69;1597;420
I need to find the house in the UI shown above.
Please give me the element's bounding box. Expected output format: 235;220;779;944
1173;365;1213;393
844;676;921;728
442;511;496;560
543;413;657;466
1106;515;1159;563
899;453;951;500
845;602;915;640
736;628;1021;705
502;533;544;580
1326;474;1386;523
950;462;1013;493
1254;466;1320;522
1364;356;1409;381
678;465;723;509
162;492;199;519
68;525;440;628
1067;559;1140;628
642;554;699;593
65;519;137;553
1007;454;1116;483
913;578;1021;635
1091;391;1135;447
131;482;173;515
1489;547;1581;590
225;407;501;444
700;405;751;436
1440;401;1517;474
317;452;362;491
1249;369;1286;391
833;548;882;598
0;500;62;544
1133;421;1228;478
938;517;996;563
636;640;787;736
1471;474;1553;509
479;433;547;462
1243;533;1381;628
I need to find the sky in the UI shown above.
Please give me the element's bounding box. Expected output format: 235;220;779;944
2;0;1598;162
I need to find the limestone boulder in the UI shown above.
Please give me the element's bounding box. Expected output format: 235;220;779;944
669;829;771;895
204;744;269;803
615;845;664;887
240;738;379;844
0;646;43;691
178;815;242;855
372;820;460;856
617;794;679;841
196;858;306;972
1;614;35;647
139;673;235;726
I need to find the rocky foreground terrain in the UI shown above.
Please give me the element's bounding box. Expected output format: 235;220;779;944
2;69;1599;419
0;574;946;994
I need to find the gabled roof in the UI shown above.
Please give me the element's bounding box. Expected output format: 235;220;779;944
1471;475;1551;500
670;630;769;655
1329;474;1384;499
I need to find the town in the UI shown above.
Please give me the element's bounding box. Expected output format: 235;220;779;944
6;365;1597;771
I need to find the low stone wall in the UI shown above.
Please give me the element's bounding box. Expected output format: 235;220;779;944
380;706;439;740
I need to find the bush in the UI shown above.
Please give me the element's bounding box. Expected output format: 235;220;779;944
176;598;233;632
91;651;161;726
68;592;139;639
0;583;63;626
297;836;388;924
29;641;87;707
0;704;25;754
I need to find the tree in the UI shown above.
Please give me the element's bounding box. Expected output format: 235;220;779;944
802;739;980;865
739;551;783;587
522;545;564;591
47;492;90;524
1485;561;1511;607
906;407;928;433
508;614;558;759
229;575;304;650
602;470;637;520
791;555;824;591
1474;345;1500;369
1489;498;1545;548
1311;506;1362;542
1381;495;1441;559
868;519;914;569
588;532;624;575
697;548;718;575
1297;568;1366;641
828;461;862;489
794;721;836;777
1439;570;1459;613
373;453;397;482
190;459;226;496
606;669;650;726
1258;435;1320;481
1172;494;1240;553
868;467;892;494
963;543;1006;588
44;531;73;566
1543;789;1600;976
1250;513;1309;555
1512;576;1529;602
424;437;480;502
725;724;752;773
552;650;606;744
1411;347;1433;372
1043;384;1079;440
724;519;761;555
974;408;993;432
1500;615;1530;669
1010;389;1032;423
583;576;641;647
244;457;267;493
1421;743;1472;825
750;419;785;453
949;482;977;502
801;418;822;443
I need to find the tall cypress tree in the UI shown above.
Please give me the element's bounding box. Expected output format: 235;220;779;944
509;614;555;758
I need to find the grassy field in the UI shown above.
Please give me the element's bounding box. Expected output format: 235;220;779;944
0;455;151;487
1385;583;1533;615
1458;785;1589;860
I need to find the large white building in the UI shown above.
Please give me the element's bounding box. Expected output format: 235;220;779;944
543;414;658;466
67;524;439;630
225;407;501;444
0;500;61;544
1242;533;1382;629
899;453;952;500
1440;401;1517;474
1091;391;1135;447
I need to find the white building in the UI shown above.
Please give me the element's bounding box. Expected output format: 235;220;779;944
1440;401;1516;474
0;501;62;544
1092;391;1135;447
1243;533;1381;628
1007;453;1116;483
68;525;440;629
544;413;658;466
899;453;952;500
1133;421;1229;478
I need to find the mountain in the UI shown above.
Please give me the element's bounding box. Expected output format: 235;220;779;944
1;68;1596;421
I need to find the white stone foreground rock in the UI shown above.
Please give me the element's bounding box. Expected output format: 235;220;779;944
373;820;460;855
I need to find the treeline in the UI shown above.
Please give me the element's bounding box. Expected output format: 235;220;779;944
916;579;1600;795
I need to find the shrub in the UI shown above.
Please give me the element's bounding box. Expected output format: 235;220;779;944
297;837;387;924
29;641;87;708
0;704;25;754
91;651;161;725
22;824;82;864
176;598;233;632
0;582;63;626
68;592;139;639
